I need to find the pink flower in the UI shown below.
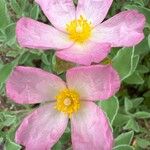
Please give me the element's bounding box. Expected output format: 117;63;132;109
16;0;145;65
6;65;120;150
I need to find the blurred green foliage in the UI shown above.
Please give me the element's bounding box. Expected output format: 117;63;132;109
0;0;150;150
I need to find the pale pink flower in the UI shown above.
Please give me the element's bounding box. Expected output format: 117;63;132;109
6;65;120;150
16;0;145;65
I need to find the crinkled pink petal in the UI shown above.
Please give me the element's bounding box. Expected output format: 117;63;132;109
71;101;113;150
15;103;68;150
56;42;111;65
76;0;113;26
92;10;145;47
6;66;66;104
16;17;73;49
66;65;120;101
35;0;75;32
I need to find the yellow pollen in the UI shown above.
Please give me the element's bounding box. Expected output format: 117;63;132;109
64;98;71;106
55;89;80;117
66;16;92;43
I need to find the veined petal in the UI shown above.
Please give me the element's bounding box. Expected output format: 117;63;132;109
16;17;73;50
71;102;113;150
66;65;120;101
35;0;75;31
92;10;145;47
6;66;66;104
77;0;113;26
15;103;68;150
56;42;111;65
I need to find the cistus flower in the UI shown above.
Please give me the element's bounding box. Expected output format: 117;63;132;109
16;0;145;65
6;65;120;150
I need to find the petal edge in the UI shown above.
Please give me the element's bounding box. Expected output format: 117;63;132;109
71;101;113;150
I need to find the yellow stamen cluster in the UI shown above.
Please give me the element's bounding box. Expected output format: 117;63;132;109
55;89;80;117
66;16;92;43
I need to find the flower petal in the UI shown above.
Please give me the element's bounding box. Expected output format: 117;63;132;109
77;0;113;26
16;17;73;49
71;101;113;150
15;103;68;150
6;66;66;104
66;65;120;101
56;42;111;65
35;0;75;31
92;10;145;47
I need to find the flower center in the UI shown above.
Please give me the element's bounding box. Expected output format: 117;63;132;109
66;16;92;43
55;89;80;117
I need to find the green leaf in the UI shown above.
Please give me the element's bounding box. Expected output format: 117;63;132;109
148;34;150;48
112;47;135;80
0;30;6;42
60;132;70;144
113;145;133;150
73;0;78;5
52;56;75;74
10;0;22;16
6;51;19;58
0;113;16;127
136;138;150;149
130;55;139;74
52;141;62;150
59;127;71;145
4;139;21;150
0;62;16;84
30;5;40;19
124;72;144;85
113;114;130;127
115;131;134;146
144;91;150;97
132;98;144;108
97;96;119;125
5;23;16;46
0;137;3;143
135;37;150;55
133;0;145;6
19;0;28;11
41;53;50;66
0;60;3;70
124;98;133;113
0;51;25;83
124;119;140;132
19;52;31;64
137;65;149;73
0;0;10;29
134;111;150;119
